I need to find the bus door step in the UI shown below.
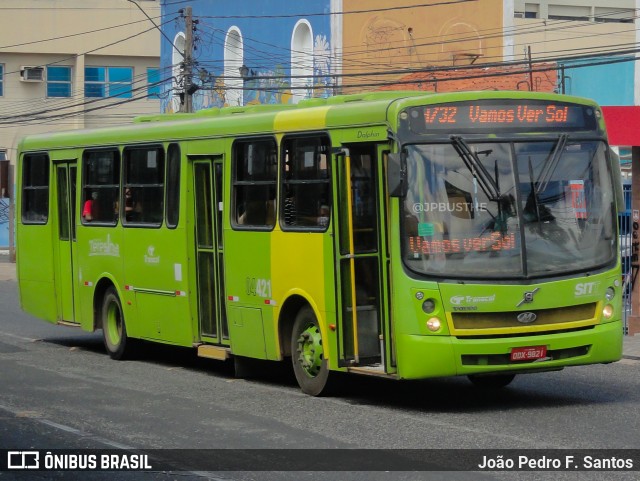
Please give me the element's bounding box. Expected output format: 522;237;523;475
197;344;230;361
347;364;395;379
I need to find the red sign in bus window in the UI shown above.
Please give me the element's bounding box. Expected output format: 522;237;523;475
569;180;587;219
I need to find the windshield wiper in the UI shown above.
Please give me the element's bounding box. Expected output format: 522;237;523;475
450;136;500;200
535;133;568;194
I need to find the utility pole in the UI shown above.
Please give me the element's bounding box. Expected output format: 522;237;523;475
527;45;534;92
182;6;194;113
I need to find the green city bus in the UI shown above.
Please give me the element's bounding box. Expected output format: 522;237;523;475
16;90;624;395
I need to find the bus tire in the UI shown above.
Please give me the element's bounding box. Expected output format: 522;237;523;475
291;306;331;396
101;287;133;360
467;373;516;388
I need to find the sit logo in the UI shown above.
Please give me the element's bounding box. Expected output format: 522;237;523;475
575;281;599;297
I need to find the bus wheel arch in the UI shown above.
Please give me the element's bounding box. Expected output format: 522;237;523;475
92;277;116;331
277;295;308;359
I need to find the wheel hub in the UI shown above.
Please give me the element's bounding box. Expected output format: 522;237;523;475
296;324;323;377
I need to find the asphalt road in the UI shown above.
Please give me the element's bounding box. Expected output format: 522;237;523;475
0;278;638;481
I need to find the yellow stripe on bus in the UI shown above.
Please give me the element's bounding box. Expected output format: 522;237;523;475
274;106;331;131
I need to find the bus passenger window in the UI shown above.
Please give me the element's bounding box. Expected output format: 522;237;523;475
280;135;331;231
232;138;277;229
82;150;119;225
123;146;164;226
165;143;181;228
22;153;50;224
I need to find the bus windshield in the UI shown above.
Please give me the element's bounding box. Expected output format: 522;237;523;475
402;139;617;278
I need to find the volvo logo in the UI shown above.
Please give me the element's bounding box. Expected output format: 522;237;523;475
517;312;538;324
516;287;540;307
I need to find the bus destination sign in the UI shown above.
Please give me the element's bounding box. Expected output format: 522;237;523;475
408;100;597;132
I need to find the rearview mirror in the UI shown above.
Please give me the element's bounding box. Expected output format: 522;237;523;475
387;152;406;197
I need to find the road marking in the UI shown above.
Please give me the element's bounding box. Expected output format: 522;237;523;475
0;330;39;342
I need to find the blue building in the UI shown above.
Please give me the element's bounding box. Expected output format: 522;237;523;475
159;0;335;112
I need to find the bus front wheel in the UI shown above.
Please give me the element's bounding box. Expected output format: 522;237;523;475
291;306;331;396
467;373;516;388
101;287;133;360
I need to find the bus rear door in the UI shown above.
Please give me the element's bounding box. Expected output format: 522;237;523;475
53;160;79;324
192;156;229;346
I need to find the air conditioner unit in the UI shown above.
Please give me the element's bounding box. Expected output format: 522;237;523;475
20;66;45;82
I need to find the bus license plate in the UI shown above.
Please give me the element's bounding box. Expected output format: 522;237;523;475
510;346;547;362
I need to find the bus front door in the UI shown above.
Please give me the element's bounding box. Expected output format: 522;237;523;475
334;144;388;369
54;162;78;324
193;158;229;345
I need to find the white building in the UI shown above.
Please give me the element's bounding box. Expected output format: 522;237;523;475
0;0;161;183
0;0;161;249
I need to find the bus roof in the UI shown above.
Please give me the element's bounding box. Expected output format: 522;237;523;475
18;90;599;153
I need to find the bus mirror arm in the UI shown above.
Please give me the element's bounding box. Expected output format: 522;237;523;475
387;152;407;197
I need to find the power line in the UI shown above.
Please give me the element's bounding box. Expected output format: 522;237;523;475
190;9;639;79
126;0;184;59
0;16;162;50
167;0;478;19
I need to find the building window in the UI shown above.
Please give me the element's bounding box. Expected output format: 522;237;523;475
123;146;165;226
147;67;160;99
47;66;72;98
515;3;539;19
22;153;50;224
594;7;635;23
548;5;590;21
232;138;277;228
291;20;314;103
82;150;120;225
224;28;244;107
85;67;133;98
281;135;331;230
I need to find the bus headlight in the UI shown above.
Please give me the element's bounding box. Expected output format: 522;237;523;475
605;287;615;301
426;317;441;332
602;304;614;319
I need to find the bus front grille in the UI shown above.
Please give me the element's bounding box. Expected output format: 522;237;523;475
451;303;598;331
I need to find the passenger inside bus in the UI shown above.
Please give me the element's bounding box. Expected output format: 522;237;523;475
317;204;330;227
82;191;98;221
124;188;142;222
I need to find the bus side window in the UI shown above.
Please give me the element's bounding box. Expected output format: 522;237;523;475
123;146;165;226
165;143;181;228
82;150;119;225
22;154;49;224
22;153;50;224
280;134;331;231
232;138;277;229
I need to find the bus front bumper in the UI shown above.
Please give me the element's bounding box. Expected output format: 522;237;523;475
394;320;623;380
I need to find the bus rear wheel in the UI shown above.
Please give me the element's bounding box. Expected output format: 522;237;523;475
101;287;133;360
468;373;516;388
291;306;331;396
